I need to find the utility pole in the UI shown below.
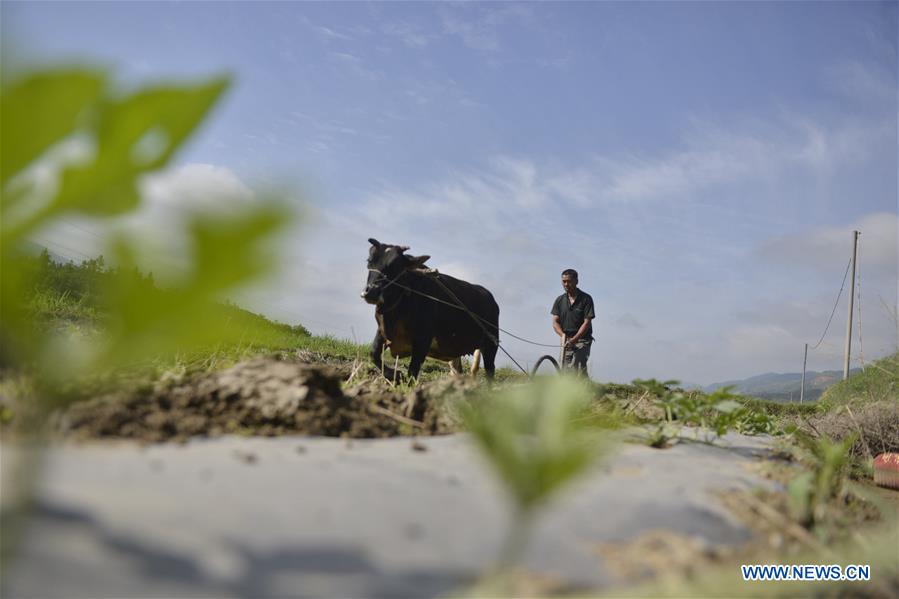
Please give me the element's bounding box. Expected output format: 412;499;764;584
800;342;808;403
843;230;859;380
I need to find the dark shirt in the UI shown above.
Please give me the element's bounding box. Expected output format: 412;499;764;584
551;290;596;340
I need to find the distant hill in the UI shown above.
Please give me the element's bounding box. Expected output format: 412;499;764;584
704;368;861;403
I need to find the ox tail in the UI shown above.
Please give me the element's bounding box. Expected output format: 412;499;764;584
470;349;481;377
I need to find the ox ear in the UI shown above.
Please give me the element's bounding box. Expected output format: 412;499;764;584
407;254;430;268
368;238;380;247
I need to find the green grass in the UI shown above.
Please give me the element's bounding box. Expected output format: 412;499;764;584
297;334;368;359
15;254;362;380
817;351;899;411
27;288;99;328
740;397;821;418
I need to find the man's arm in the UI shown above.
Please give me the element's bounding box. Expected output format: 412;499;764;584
567;317;593;346
552;314;565;338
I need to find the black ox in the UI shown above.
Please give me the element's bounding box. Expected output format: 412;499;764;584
361;238;499;380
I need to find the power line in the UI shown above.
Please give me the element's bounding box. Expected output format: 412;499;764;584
809;257;852;351
58;218;106;241
33;238;94;262
375;270;560;347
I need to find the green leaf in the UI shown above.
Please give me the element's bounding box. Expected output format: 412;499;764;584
787;471;814;525
715;399;742;414
81;204;289;372
52;77;230;216
190;207;285;294
462;377;613;512
1;69;105;186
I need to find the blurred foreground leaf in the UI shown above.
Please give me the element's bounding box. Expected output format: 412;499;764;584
2;74;230;245
463;377;611;511
461;376;615;585
90;206;289;371
0;69;104;188
52;78;229;218
1;64;293;570
0;65;290;381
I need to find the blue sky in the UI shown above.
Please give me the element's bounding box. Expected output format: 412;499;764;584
6;1;897;384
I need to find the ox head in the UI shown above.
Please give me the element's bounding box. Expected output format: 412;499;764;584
361;238;430;305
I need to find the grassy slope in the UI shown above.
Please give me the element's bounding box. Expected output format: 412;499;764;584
22;254;525;382
22;253;359;368
817;351;899;410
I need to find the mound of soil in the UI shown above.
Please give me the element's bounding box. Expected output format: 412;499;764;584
56;356;475;443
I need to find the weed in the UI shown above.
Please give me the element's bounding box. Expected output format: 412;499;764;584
786;430;858;530
645;422;681;448
632;379;776;446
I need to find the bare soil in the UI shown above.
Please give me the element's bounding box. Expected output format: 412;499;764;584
54;356;479;443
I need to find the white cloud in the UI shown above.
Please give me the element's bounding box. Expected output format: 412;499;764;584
596;114;890;203
340;109;890;236
28;163;264;280
328;51;384;81
323;112;891;239
825;60;897;108
402;78;482;109
537;55;573;70
381;21;435;48
317;26;353;41
726;323;824;365
438;261;479;283
757;212;898;277
330;52;361;64
735;214;899;375
114;164;259;279
439;3;534;52
139;163;255;213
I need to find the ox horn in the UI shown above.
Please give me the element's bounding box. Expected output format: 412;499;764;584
408;254;430;267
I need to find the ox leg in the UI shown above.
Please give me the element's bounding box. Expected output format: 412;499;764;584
449;357;463;376
370;331;399;382
408;331;433;380
481;342;498;381
469;349;481;377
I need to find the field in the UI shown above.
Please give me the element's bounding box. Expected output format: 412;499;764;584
2;254;897;597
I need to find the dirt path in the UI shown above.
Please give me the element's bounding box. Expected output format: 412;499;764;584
5;431;776;598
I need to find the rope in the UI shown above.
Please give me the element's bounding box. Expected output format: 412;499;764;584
372;268;560;347
430;275;530;376
495;328;563;348
809;257;852;351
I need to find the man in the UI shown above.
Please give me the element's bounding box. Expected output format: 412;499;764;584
551;269;595;375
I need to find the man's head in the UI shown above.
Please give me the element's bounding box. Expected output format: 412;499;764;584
561;268;578;294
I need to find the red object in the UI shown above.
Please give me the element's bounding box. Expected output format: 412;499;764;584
873;453;899;490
